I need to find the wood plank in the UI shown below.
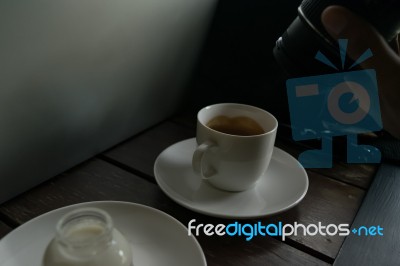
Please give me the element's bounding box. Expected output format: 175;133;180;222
0;221;12;239
265;170;364;260
0;158;327;266
103;121;195;177
195;231;329;266
276;140;377;189
334;163;400;265
0;159;164;224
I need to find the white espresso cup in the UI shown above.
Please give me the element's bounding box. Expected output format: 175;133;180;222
192;103;278;191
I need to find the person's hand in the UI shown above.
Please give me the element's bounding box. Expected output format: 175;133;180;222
321;5;400;139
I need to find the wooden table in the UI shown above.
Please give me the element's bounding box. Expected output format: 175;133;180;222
1;113;399;265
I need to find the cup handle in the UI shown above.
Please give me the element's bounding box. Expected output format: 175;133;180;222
192;141;217;180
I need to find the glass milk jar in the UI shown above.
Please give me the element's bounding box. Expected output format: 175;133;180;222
43;207;133;266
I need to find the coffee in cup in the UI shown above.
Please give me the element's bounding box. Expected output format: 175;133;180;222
206;115;265;136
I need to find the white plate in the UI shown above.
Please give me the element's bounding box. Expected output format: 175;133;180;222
154;138;309;219
0;201;206;266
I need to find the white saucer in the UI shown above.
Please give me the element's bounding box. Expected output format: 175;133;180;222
154;138;309;219
0;201;206;266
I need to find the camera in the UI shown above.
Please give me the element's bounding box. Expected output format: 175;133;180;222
273;0;400;78
271;0;400;167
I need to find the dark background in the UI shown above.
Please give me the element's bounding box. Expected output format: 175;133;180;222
187;0;302;123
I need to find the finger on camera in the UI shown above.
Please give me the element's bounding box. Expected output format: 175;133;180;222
321;5;399;71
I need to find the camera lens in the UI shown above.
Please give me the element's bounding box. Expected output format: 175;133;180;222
274;0;400;77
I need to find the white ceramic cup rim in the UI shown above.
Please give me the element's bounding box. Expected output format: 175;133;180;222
197;103;278;138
